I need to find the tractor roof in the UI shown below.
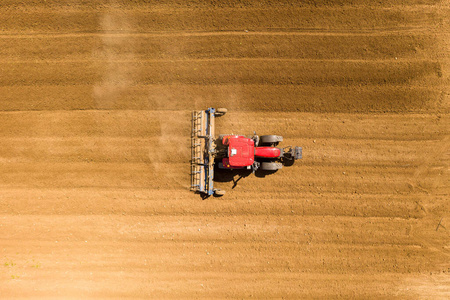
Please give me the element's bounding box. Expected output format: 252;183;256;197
227;136;255;167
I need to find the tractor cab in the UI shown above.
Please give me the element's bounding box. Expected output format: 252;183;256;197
221;135;255;168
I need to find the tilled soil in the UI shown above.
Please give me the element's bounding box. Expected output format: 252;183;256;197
0;1;449;298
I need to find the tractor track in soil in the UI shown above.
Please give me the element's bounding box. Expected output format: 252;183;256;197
0;0;449;298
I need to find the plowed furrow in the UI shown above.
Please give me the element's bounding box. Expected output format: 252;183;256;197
0;33;439;61
0;7;441;33
0;85;444;113
0;60;441;87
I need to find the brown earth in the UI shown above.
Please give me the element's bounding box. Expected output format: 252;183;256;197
0;0;449;298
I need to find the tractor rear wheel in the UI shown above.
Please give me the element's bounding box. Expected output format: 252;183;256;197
260;162;283;171
260;135;283;145
215;108;227;117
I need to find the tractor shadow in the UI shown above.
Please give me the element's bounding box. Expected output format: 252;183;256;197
213;164;278;190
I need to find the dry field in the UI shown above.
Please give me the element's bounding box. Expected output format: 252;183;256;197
0;0;449;298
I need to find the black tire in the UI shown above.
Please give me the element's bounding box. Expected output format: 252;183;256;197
214;189;226;196
260;162;283;171
215;108;227;117
260;135;283;145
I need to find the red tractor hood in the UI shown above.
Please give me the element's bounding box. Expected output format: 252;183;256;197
254;147;281;158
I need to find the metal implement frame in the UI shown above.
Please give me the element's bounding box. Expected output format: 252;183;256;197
294;146;303;160
190;108;216;195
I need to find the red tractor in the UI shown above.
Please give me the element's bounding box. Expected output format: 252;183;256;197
218;134;302;172
191;108;302;196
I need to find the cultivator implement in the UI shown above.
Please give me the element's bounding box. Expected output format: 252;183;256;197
190;108;218;196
